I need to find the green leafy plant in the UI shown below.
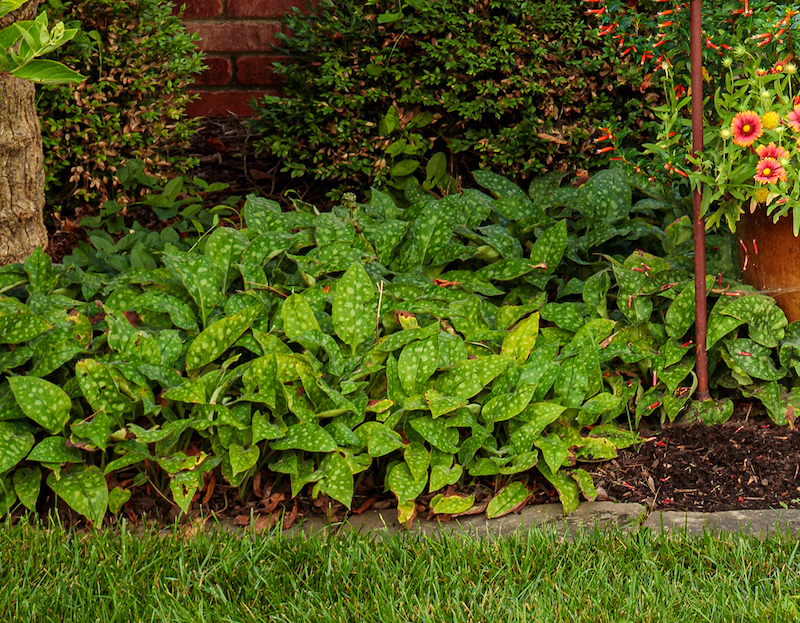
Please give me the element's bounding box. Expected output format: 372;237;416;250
0;167;794;526
0;5;82;85
252;0;650;199
36;0;204;209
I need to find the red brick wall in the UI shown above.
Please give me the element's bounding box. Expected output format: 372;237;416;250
177;0;314;117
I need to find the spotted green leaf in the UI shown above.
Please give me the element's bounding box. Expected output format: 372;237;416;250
404;442;430;482
108;486;131;515
27;436;82;463
724;338;785;381
71;412;111;451
589;424;642;449
377;323;439;352
0;421;34;473
486;481;530;519
355;421;403;457
429;462;462;492
529;220;568;274
577;437;618;461
534;434;570;474
554;357;588;408
706;312;745;351
0;475;15;515
423;389;467;419
47;464;108;526
23;247;57;294
319;452;353;509
185;304;261;370
578;168;631;222
13;465;41;510
501;312;539;363
430;493;475;515
397;335;438;395
665;281;696;339
718;294;787;348
478;258;540;282
270;422;337;453
0;311;51;344
229;443;260;477
436;355;510;399
8;376;71;434
414;201;459;264
685;398;734;425
163;252;221;327
134;292;198;331
538;463;580;515
332;263;376;354
387;461;427;504
281;294;321;342
508;402;565;453
205;227;249;292
252;410;287;444
409;416;459;453
570;468;597;502
482;383;536;424
169;470;201;514
75;359;130;424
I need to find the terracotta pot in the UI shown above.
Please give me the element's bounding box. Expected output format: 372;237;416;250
737;208;800;322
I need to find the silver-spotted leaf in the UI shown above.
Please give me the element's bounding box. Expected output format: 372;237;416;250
185;304;261;370
27;436;82;463
163;252;221;327
332;263;376;353
481;383;536;424
724;338;786;381
13;465;41;510
108;486;131;515
398;335;438;395
537;463;580;515
436;355;510;399
320;452;353;509
0;421;34;473
534;434;571;474
281;294;321;342
423;389;467;418
529;220;567;274
409;416;459;453
429;462;462;491
169;470;201;514
404;442;430;482
486;481;530;519
23;247;56;294
386;461;427;504
570;468;597;502
501;312;539;363
0;312;51;344
8;376;71;434
75;360;130;423
430;493;475;515
47;465;108;526
228;443;260;477
355;422;403;457
270;422;337;453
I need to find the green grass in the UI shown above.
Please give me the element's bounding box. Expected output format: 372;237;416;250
1;519;800;622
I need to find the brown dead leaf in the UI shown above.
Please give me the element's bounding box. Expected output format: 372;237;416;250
254;512;279;532
207;136;229;153
233;514;251;527
282;500;299;530
453;500;490;517
263;492;285;513
252;471;262;498
201;472;216;504
352;496;379;515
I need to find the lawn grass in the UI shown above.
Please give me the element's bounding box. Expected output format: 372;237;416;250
1;518;800;622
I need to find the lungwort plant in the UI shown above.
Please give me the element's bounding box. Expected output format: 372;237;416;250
0;167;796;526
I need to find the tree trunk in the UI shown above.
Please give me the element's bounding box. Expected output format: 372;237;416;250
0;0;47;266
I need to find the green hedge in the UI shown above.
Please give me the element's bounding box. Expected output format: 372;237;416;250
251;0;652;199
38;0;204;209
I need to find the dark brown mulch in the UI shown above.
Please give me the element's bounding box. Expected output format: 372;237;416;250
592;418;800;512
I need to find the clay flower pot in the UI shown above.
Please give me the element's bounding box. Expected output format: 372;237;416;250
737;208;800;322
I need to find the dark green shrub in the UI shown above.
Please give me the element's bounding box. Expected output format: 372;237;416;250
37;0;204;208
251;0;654;199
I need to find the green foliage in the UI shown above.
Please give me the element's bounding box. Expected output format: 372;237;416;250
36;0;204;208
251;0;650;198
0;167;793;525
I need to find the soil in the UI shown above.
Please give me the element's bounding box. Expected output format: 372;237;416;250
31;118;800;529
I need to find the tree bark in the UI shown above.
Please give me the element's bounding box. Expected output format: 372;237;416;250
0;0;47;266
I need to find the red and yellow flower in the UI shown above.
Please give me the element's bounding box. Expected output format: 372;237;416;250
756;142;789;161
754;157;787;184
731;111;763;146
788;105;800;132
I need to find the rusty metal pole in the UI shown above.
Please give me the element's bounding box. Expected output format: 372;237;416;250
691;0;711;400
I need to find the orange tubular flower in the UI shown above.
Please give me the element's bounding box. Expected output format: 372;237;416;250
756;142;789;160
754;158;787;184
730;111;763;146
